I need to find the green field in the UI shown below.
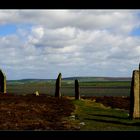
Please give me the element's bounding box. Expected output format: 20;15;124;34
7;80;131;97
68;99;140;130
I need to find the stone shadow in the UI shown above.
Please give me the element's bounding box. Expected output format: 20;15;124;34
85;114;140;126
87;113;128;120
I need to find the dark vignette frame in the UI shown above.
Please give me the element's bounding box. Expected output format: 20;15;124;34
0;0;140;139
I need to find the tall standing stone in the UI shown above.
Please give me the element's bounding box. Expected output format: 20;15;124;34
0;69;6;94
130;68;140;119
55;73;62;98
75;79;80;100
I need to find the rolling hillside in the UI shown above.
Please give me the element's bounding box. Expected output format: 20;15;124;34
7;76;131;84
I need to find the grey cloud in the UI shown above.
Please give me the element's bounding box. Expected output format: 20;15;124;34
0;10;139;32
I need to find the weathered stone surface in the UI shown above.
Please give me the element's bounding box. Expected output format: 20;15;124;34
0;69;6;93
130;70;140;119
55;73;62;98
75;79;80;100
34;91;39;96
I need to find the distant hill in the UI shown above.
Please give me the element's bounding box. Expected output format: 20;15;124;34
62;77;131;82
7;79;54;84
7;76;131;84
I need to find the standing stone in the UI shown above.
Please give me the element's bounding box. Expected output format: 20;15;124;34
75;79;80;100
55;73;62;98
130;70;140;119
0;69;6;94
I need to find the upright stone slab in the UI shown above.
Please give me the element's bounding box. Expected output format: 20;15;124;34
0;69;6;94
55;73;62;98
130;70;140;119
75;79;80;100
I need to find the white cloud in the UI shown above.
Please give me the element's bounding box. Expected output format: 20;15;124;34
0;10;139;31
31;26;44;38
0;10;140;79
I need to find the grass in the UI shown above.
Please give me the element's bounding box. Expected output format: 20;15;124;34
7;81;131;97
4;80;140;131
1;94;140;130
79;81;131;87
68;98;140;131
3;79;140;131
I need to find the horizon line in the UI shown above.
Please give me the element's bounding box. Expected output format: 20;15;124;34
7;76;132;81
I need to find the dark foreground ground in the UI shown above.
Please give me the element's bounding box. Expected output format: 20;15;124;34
0;94;130;130
0;94;76;130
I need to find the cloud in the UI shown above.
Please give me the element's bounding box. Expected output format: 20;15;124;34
0;10;139;32
0;10;140;79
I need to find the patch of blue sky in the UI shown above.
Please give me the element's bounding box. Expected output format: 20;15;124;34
130;27;140;36
16;23;33;30
135;10;140;17
0;24;17;36
0;23;33;37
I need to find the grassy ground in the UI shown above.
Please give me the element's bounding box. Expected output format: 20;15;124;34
0;81;140;131
0;93;140;130
79;81;131;87
5;80;139;131
7;81;131;97
68;98;140;131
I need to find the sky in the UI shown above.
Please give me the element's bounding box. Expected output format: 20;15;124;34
0;10;140;80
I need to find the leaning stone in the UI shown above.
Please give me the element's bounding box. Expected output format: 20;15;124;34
0;69;6;94
55;73;62;98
